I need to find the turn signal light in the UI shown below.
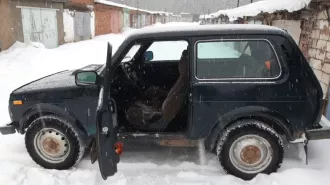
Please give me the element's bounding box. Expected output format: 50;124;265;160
115;142;123;155
13;100;23;105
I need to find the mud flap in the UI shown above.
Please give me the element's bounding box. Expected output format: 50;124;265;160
90;139;97;164
304;140;308;165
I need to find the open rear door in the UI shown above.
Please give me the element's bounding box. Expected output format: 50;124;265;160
96;43;120;180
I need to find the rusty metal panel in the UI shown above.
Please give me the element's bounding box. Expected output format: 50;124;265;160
109;9;120;33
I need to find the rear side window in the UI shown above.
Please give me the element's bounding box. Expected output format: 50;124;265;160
196;40;280;79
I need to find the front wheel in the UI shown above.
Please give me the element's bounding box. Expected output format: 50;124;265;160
25;115;85;169
217;120;284;180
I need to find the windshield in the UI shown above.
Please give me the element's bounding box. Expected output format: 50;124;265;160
121;44;141;63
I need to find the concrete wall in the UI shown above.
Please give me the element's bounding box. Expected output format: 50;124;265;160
7;0;65;47
90;11;95;38
0;0;14;50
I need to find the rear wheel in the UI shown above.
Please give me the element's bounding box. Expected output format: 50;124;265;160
25;115;84;169
217;120;284;180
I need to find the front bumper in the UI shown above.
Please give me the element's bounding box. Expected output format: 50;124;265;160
0;122;17;135
306;116;330;140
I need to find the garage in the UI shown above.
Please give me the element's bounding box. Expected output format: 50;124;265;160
20;7;59;48
272;20;302;45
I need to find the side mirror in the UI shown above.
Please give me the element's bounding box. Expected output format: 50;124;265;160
144;51;154;61
75;71;98;86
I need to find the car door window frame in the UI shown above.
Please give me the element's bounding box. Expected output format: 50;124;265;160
193;38;282;82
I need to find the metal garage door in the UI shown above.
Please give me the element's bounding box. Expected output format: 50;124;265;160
74;12;91;42
272;20;302;45
21;7;58;48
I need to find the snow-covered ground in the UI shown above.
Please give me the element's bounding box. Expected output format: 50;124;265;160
1;24;330;185
204;0;311;21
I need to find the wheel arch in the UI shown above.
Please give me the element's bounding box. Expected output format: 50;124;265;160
19;103;89;146
204;105;293;151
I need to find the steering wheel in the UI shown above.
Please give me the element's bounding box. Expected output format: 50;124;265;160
121;61;148;89
122;62;136;81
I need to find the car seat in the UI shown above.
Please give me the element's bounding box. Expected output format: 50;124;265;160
126;49;189;131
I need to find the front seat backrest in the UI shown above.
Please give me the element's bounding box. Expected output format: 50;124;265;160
161;49;189;121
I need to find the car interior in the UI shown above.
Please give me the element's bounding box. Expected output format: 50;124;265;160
196;41;280;79
110;40;190;133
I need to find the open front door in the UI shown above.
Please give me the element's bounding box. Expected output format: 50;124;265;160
96;43;120;180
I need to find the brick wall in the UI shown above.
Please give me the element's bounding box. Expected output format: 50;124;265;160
67;0;93;8
301;8;330;99
0;0;14;50
69;0;93;5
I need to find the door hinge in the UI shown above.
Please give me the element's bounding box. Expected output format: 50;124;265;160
189;93;192;102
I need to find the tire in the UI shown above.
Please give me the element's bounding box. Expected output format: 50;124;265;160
216;120;284;180
25;115;85;170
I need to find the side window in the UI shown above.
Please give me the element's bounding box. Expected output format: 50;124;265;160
196;40;280;79
146;41;188;61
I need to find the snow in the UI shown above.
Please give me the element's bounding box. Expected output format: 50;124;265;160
94;0;169;15
1;22;330;185
203;0;311;21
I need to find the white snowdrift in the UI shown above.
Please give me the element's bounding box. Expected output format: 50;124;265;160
94;0;170;15
1;22;330;185
205;0;311;21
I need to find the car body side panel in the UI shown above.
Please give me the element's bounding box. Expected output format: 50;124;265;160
202;105;292;151
188;35;322;146
10;86;99;145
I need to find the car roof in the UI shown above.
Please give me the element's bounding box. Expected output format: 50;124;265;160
125;24;290;40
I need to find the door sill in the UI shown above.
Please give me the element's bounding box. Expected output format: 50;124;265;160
118;132;198;147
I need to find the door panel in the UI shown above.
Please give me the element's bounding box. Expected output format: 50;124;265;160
95;97;118;179
41;9;58;48
96;44;119;180
22;8;43;43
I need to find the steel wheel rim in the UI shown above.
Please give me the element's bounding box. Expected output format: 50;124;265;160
33;128;70;163
229;134;273;174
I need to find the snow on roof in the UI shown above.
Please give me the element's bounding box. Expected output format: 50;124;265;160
203;0;311;21
94;0;169;15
